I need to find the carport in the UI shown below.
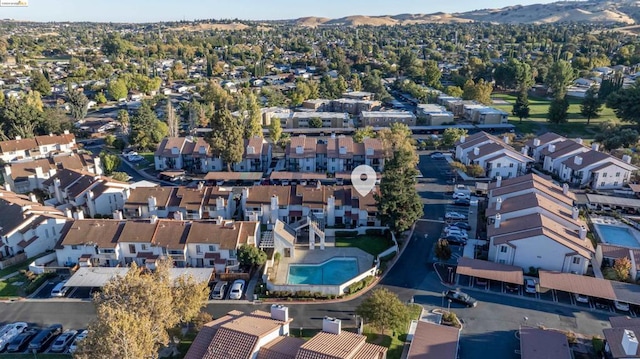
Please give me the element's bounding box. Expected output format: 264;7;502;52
204;172;263;183
538;270;617;300
66;267;214;288
456;257;524;284
586;193;640;212
611;281;640;306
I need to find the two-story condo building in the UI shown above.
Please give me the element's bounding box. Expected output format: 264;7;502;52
455;132;533;179
0;131;76;163
486;174;594;274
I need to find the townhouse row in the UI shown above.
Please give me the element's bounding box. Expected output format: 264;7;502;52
0;131;76;163
455;131;533;179
154;135;385;175
55;218;259;272
124;183;380;228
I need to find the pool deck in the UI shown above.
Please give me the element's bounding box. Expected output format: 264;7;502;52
273;247;374;285
591;216;640;248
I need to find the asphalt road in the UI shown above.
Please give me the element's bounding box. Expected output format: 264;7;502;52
0;153;616;358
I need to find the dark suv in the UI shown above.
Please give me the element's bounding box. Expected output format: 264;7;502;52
28;324;62;352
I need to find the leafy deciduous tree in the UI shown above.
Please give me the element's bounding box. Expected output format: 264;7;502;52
208;108;244;171
237;244;267;267
356;288;410;334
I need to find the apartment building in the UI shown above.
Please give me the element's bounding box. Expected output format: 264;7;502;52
155;136;272;173
0;131;76;163
285;135;384;174
55;218;258;270
486;174;593;274
455;132;533;179
416;104;454;126
360;110;417;127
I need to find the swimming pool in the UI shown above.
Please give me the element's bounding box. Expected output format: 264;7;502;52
288;258;359;285
595;224;640;249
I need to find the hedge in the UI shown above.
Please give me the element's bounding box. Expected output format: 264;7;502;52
335;230;358;237
346;275;375;294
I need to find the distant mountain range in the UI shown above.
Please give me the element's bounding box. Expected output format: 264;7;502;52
290;0;640;26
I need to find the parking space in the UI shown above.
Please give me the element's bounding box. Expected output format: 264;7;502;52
555;290;572;306
67;287;92;299
30;280;60;299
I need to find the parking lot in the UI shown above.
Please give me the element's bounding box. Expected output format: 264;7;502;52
0;322;86;355
456;274;639;317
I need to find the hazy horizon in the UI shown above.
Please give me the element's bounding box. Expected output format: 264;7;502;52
0;0;559;23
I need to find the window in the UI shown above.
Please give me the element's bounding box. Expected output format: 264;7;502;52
229;249;237;258
616;172;621;177
572;257;581;265
496;163;501;168
614;181;619;186
499;260;506;264
100;249;115;254
603;173;607;178
209;260;215;266
45;228;49;238
141;244;147;250
196;245;202;254
169;250;182;255
500;246;508;253
129;244;136;254
208;245;215;252
601;182;605;187
71;245;79;250
509;163;514;168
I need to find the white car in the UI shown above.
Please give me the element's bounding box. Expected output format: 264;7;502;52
452;192;471;200
51;280;69;297
614;301;630;311
229;279;245;300
524;279;537;294
68;329;88;354
0;322;28;351
574;293;589;304
444;229;469;239
445;212;467;220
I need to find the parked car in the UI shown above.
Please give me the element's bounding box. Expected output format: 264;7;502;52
453;199;471;206
0;322;28;351
50;280;69;297
445;212;467;220
614;301;630;311
441;235;467;246
594;298;611;310
68;330;87;354
574;293;589;304
430;152;445;159
444;228;468;239
28;324;63;352
211;281;228;300
475;278;488;286
444;290;478;307
50;330;77;352
452;192;471;200
229;279;245;300
505;283;520;293
524;279;537;294
451;222;471;230
7;329;38;352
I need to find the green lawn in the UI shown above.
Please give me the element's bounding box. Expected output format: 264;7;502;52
335;235;394;256
363;303;423;359
140;152;155;164
0;274;28;297
491;93;621;139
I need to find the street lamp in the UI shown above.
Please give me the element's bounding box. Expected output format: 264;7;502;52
447;266;453;284
447;299;452;312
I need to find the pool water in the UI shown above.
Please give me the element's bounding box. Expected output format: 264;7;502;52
596;224;640;249
288;258;359;285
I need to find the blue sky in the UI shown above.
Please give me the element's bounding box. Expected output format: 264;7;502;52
2;0;558;22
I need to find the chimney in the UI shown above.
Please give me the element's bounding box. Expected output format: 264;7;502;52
64;130;70;135
622;330;639;356
4;165;11;178
473;147;480;156
591;143;599;151
216;196;225;211
460;135;466;143
28;193;37;203
197;181;204;191
623;154;632;164
331;133;336;139
270;195;278;210
150;215;158;224
548;144;556;153
496;176;502;188
242;187;249;200
113;210;123;220
496;197;503;211
246;145;255;155
171;146;179;155
572;206;579;220
574;156;583;166
521;147;527;155
503;136;510;144
316;181;321;190
64;207;73;218
3;183;9;192
148;196;157;212
216;215;224;224
73;209;84;220
34;166;44;179
174;211;184;221
15;135;21;140
494;213;501;229
576;138;583;145
579;225;587;240
563;183;569;195
322;317;341;335
533;138;541;147
270;304;289;322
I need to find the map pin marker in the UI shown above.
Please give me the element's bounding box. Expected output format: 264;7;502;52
351;165;377;197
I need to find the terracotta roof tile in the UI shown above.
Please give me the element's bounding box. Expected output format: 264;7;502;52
296;331;366;359
118;221;157;243
407;321;459;359
258;336;304;359
59;220;124;248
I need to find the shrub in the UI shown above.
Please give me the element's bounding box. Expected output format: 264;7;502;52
592;336;604;354
24;272;56;295
274;252;281;263
347;275;375;294
365;229;383;236
335;230;358;237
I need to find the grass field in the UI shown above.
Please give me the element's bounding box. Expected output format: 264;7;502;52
491;93;621;139
0;274;25;297
335;235;394;256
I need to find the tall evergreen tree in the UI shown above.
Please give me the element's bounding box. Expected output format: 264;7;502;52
512;91;530;123
67;89;89;121
548;98;570;124
376;149;424;234
208;108;244;171
165;100;179;138
269;116;282;145
580;87;602;125
244;92;263;138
